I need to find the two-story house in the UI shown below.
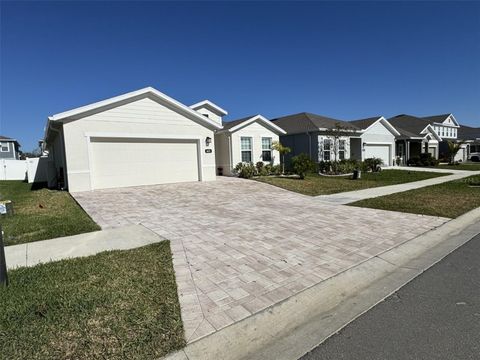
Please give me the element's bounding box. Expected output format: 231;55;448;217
0;136;21;160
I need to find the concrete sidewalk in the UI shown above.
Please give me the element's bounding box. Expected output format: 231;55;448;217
316;170;480;205
5;224;164;269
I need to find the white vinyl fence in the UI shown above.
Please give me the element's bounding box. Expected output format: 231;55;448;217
1;159;27;181
26;157;48;183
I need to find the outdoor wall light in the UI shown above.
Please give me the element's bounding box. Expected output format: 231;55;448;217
206;137;212;147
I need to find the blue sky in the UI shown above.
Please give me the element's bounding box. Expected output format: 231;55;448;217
1;1;479;151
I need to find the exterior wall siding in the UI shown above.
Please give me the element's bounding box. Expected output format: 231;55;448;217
0;142;18;160
62;97;216;192
230;121;280;169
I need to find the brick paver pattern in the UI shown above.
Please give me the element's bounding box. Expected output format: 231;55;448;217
73;177;448;343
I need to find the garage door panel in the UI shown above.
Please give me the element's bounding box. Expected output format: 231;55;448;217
91;138;199;189
364;145;390;166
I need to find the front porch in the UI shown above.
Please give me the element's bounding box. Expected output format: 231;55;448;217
395;137;439;165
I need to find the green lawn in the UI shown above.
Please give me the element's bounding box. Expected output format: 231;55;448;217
0;181;100;246
350;175;480;218
433;163;480;171
0;242;185;360
255;169;449;196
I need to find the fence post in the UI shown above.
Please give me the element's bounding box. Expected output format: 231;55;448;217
0;225;8;286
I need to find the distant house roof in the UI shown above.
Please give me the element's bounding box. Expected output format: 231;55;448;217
220;114;286;134
0;135;20;147
271;112;358;134
422;114;460;126
458;125;480;141
388;115;430;137
349;117;383;130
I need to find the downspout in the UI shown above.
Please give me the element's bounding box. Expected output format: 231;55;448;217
228;133;233;176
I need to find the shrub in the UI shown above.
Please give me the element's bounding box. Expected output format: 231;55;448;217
466;176;480;186
363;157;383;172
255;161;269;176
291;153;316;179
270;164;282;175
234;162;256;179
407;153;439;167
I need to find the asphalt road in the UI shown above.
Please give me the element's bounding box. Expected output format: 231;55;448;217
300;233;480;360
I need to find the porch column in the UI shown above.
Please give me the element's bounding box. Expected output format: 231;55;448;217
406;140;410;163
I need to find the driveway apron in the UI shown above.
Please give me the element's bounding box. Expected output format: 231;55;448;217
73;177;448;342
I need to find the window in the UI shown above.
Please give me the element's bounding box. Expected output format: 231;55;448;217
0;142;9;152
261;137;272;162
323;139;331;161
241;137;252;162
338;140;346;160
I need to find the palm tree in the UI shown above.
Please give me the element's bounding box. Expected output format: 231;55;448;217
447;140;465;164
272;141;291;175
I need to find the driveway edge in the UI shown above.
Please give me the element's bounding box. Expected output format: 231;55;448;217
162;207;480;360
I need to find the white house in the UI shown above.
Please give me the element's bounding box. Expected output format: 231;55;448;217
215;115;286;175
349;116;400;166
43;87;222;192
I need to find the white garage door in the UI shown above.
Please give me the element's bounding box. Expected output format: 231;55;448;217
364;144;390;166
90;137;199;190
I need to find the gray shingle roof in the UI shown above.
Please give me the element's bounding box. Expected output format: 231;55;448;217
387;115;431;138
0;135;20;147
458;125;480;141
349;117;382;130
421;114;451;125
271;112;358;134
221;116;257;130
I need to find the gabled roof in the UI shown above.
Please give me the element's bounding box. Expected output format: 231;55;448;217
220;115;286;135
349;117;381;130
47;87;223;130
458;125;480;141
190;100;228;116
271;112;358;134
350;116;401;136
422;113;459;127
0;136;20;146
388;115;435;138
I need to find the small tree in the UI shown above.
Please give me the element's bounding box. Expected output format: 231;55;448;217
447;140;465;164
291;153;315;179
323;123;354;162
272;141;291;175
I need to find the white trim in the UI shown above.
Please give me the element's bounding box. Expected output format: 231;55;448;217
190;100;228;116
84;132;204;140
223;115;287;135
240;136;253;163
68;170;91;174
0;141;10;152
362;117;401;136
47;87;223;129
419;124;442;142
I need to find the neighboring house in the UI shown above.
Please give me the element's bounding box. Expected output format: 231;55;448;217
271;113;398;166
271;112;359;165
215;115;286;175
421;114;466;161
388;115;443;163
44;87;222;192
348;117;400;166
0;136;21;160
458;125;480;161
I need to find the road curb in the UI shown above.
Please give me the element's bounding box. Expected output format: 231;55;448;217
162;207;480;360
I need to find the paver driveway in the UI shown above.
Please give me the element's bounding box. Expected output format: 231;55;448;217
73;177;448;343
